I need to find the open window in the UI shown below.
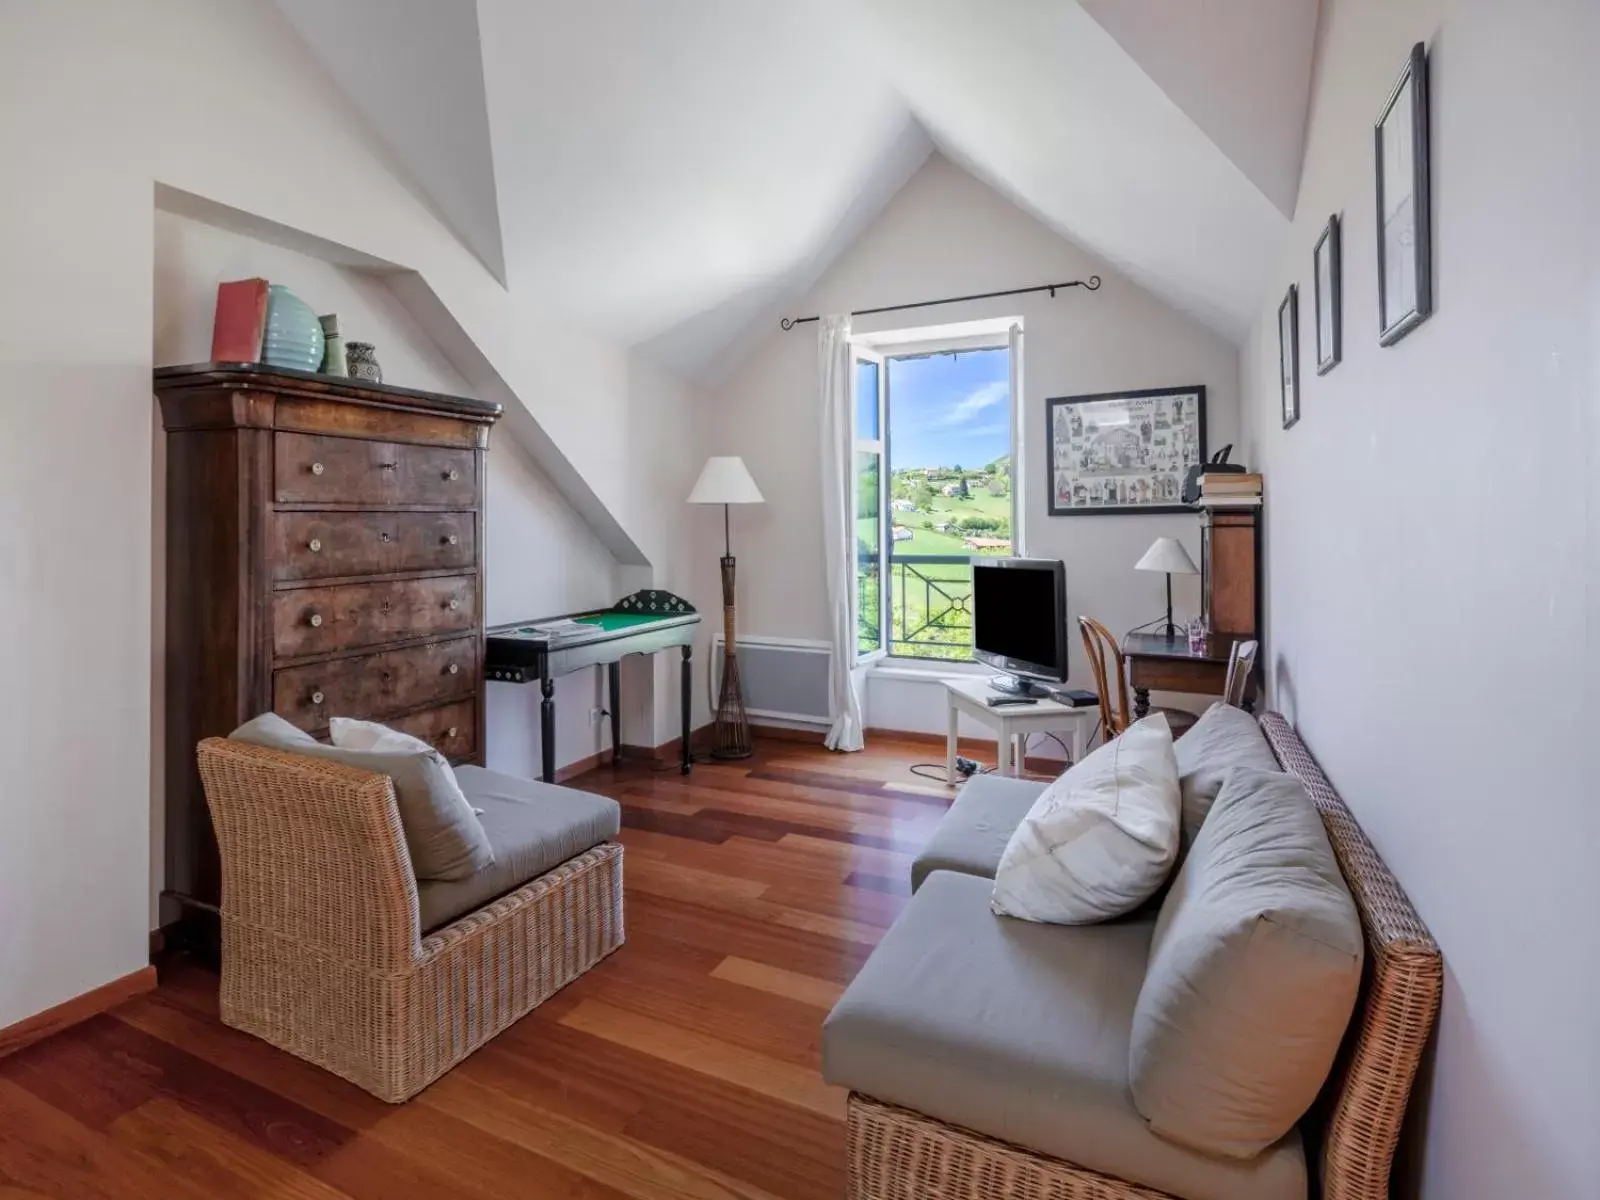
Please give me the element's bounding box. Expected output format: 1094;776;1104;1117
851;323;1022;663
852;349;887;663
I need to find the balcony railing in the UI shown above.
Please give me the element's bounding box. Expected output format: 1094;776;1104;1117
889;554;975;659
858;552;980;661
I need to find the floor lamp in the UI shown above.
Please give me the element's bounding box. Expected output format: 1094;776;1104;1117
688;456;765;759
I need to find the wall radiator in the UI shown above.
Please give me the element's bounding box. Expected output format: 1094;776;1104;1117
711;635;833;726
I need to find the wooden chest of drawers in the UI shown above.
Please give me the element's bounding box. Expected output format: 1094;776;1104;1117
156;364;501;933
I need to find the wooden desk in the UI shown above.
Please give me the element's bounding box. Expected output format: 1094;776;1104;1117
1122;632;1253;718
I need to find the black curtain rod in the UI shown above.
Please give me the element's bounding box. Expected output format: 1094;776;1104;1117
780;276;1100;331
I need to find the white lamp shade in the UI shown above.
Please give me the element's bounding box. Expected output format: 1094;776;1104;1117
1135;536;1199;575
688;456;764;505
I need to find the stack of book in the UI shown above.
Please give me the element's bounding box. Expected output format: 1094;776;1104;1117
1198;472;1263;506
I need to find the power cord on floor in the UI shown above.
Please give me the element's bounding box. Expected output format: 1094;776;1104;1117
909;757;995;785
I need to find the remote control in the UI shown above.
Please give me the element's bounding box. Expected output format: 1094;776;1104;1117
986;695;1039;707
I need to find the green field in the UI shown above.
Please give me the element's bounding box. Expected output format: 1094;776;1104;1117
856;463;1012;660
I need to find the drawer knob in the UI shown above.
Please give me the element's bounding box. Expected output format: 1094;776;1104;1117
447;726;459;739
445;468;461;482
381;670;393;683
379;462;398;471
308;538;322;553
311;690;325;705
446;534;460;546
310;462;325;476
380;531;392;543
381;601;393;615
448;598;461;611
308;612;323;628
448;663;460;675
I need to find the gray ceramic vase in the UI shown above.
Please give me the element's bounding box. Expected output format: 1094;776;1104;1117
345;341;382;384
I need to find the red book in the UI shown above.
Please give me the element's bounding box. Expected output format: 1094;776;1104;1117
210;278;269;363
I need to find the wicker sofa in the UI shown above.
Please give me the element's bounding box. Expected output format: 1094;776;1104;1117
194;737;625;1102
823;712;1442;1200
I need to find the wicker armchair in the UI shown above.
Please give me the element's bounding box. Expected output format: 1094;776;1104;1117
844;714;1442;1200
194;737;625;1103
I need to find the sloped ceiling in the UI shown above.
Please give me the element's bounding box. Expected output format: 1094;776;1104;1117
1079;0;1319;216
275;0;1316;372
272;0;507;283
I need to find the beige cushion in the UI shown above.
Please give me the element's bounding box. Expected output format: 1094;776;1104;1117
417;766;620;932
330;714;480;812
1173;702;1282;845
229;712;494;882
910;773;1045;891
1130;767;1363;1160
822;870;1307;1200
991;713;1180;924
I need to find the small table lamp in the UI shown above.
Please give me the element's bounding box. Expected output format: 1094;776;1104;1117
688;456;765;759
1135;536;1199;639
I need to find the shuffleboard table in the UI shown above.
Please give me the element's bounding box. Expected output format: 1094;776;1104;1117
485;590;699;782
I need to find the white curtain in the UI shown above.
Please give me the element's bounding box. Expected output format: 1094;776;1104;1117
1008;323;1025;553
818;314;865;752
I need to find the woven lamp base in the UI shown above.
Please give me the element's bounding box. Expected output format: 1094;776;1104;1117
712;645;752;760
712;552;752;760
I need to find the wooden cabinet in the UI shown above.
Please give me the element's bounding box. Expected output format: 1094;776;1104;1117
156;364;501;939
1199;505;1260;636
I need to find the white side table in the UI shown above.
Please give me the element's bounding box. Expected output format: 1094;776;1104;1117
944;676;1093;780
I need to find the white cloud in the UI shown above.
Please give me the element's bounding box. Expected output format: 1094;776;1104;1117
937;380;1008;426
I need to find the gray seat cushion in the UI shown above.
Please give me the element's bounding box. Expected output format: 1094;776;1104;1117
822;871;1307;1200
911;773;1045;891
415;766;621;933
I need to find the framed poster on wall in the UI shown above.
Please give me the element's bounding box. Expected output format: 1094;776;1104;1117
1046;385;1206;516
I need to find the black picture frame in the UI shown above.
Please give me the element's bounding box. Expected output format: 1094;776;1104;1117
1279;285;1300;430
1313;214;1342;374
1375;42;1432;345
1045;385;1207;516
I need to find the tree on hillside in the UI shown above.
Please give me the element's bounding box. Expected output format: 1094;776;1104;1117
912;482;937;509
956;476;970;499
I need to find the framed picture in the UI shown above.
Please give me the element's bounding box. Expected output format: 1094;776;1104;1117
1279;285;1300;430
1046;386;1206;515
1313;214;1342;374
1375;42;1432;345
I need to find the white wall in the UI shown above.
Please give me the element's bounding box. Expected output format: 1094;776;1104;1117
150;212;623;926
704;155;1241;737
1237;1;1599;1197
0;0;702;1033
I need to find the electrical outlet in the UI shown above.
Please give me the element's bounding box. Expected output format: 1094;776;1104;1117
588;707;605;726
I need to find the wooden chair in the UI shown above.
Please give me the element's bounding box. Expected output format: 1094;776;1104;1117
1224;638;1260;707
1078;616;1197;743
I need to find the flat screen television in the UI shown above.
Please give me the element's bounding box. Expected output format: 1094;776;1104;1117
972;557;1069;695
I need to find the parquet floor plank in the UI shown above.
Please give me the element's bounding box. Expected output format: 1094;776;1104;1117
0;737;953;1199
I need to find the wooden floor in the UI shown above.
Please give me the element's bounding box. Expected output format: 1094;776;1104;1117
0;735;975;1200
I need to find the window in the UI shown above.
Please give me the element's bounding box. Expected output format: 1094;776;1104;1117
852;327;1020;662
854;355;885;658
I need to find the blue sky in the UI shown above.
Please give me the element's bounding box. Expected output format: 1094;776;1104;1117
887;348;1010;471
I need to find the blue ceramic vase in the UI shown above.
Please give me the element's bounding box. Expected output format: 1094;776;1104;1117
262;284;325;372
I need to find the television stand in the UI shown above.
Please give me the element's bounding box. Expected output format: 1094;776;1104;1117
946;677;1091;778
988;674;1051;698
